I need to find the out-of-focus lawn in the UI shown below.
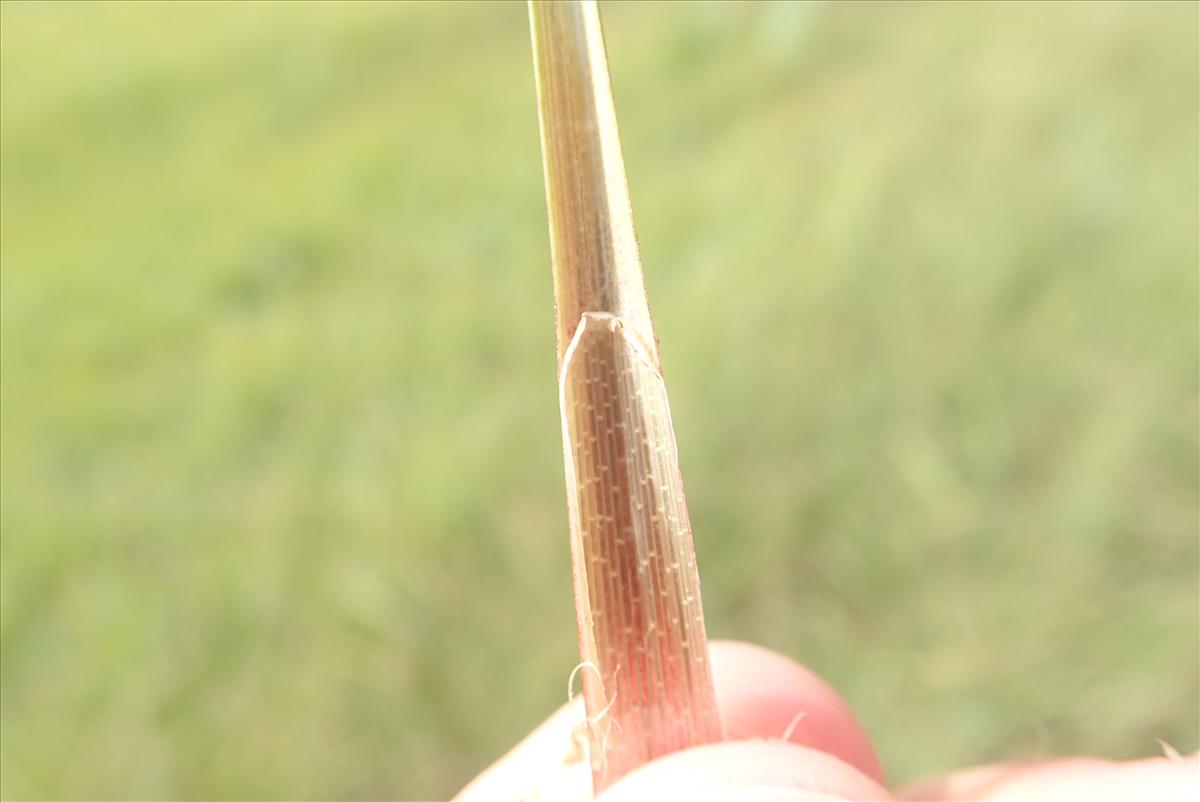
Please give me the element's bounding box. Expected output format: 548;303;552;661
1;1;1196;798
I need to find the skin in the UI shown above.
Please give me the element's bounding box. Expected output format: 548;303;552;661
455;640;1198;801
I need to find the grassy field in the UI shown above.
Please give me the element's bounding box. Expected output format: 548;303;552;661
1;1;1197;799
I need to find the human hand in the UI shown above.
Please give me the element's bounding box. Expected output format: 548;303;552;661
454;641;1197;801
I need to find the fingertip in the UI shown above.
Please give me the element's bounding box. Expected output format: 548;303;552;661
452;700;591;801
455;640;888;801
709;640;886;785
600;740;891;801
897;754;1200;800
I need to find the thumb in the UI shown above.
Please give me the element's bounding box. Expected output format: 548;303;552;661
599;740;890;801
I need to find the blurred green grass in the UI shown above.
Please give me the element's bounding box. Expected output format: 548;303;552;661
1;0;1196;798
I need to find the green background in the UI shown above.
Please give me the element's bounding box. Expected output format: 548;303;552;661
1;1;1196;798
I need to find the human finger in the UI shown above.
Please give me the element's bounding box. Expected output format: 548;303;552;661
453;640;884;800
598;740;890;801
897;752;1200;800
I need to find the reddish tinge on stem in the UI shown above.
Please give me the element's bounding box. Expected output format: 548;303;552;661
528;0;723;793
